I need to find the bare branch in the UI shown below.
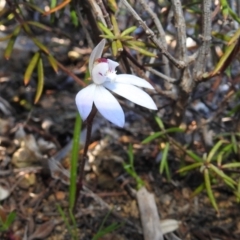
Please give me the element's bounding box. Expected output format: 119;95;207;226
96;0;113;29
139;0;170;77
74;0;94;48
194;0;212;81
171;0;187;62
146;67;177;83
121;0;186;69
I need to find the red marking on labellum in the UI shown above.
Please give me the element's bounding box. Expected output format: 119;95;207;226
96;58;108;63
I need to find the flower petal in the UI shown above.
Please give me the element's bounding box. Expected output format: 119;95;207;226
92;62;109;84
115;74;154;89
89;39;106;75
75;84;96;121
94;85;124;127
107;59;119;71
104;82;157;110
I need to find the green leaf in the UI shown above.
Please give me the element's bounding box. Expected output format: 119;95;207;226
159;142;171;181
111;14;120;36
128;45;157;57
204;168;219;213
219;0;229;19
211;40;237;76
69;113;82;211
191;183;205;198
120;26;137;37
206;140;225;163
98;21;114;37
125;40;146;47
24;51;40;85
47;54;58;73
24;2;45;14
209;164;236;186
34;58;44;104
228;7;240;24
111;40;118;57
142;132;162;144
4;25;21;60
27;21;50;31
177;162;203;173
186;150;203;162
155;116;164;130
222;162;240;169
231;133;238;154
228;28;240;45
5;212;16;229
99;34;116;40
32;38;49;54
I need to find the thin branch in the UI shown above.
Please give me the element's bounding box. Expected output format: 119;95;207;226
139;0;170;77
121;0;186;69
171;0;187;62
193;0;212;81
74;0;94;48
146;67;177;83
96;0;113;29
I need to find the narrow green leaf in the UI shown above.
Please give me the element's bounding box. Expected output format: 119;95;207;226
177;162;203;173
222;162;240;169
204;168;219;212
32;38;49;54
99;34;116;40
211;42;235;76
116;39;123;51
4;25;21;60
142;132;161;144
228;28;240;45
70;9;78;27
155;116;164;130
111;40;118;57
27;21;50;31
209;164;236;186
228;7;240;24
34;58;44;104
111;14;120;36
47;54;58;73
160;143;169;174
5;212;16;228
160;143;171;181
121;26;137;37
98;21;114;37
69;113;82;211
186;150;203;162
24;2;45;14
24;51;40;85
191;183;205;198
219;0;229;19
125;40;146;47
128;45;157;57
206;140;225;163
231;133;238;154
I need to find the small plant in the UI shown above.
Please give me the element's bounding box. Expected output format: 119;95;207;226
0;211;16;232
92;209;123;240
123;144;145;190
142;116;184;181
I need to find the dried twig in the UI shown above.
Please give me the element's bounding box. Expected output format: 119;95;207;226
193;0;212;81
121;0;186;69
96;0;112;29
139;0;170;78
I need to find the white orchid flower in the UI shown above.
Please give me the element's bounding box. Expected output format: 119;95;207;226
75;39;157;127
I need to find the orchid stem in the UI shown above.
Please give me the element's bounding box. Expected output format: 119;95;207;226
74;105;97;209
